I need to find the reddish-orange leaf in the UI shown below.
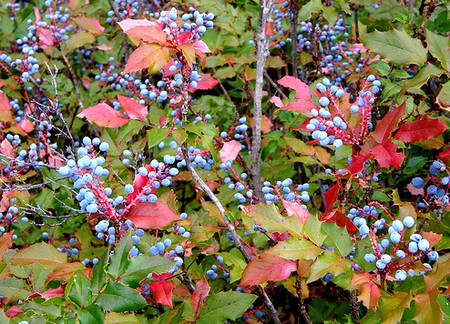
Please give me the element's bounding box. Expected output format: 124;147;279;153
323;184;339;215
72;17;104;35
77;103;128;128
281;99;318;111
0;92;13;123
117;95;148;121
220;140;241;163
358;283;381;310
351;272;373;286
117;18;158;32
420;232;442;248
191;277;210;318
321;209;358;235
348;152;372;174
123;44;157;74
126;201;179;229
124;26;167;45
180;43;196;67
36;27;54;48
394;117;447;143
41;286;65;300
150;278;175;308
370;140;404;170
0;232;13;261
278;76;311;100
283;200;309;223
5;306;23;318
189;74;218;92
125;165;157;204
0;139;14;158
240;254;297;286
371;103;406;144
438;148;450;164
269;95;284;108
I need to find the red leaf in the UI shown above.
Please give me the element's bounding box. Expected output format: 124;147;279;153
192;40;211;54
189;74;218;92
281;99;318;111
323;184;339;215
394;117;447;143
124;26;167;45
126;165;157;204
438;148;450;164
41;286;65;300
278;76;311;100
0;92;13;123
269;96;284;108
124;43;170;74
348;152;372;174
283;200;309;223
77;103;128;128
219;140;241;163
269;232;289;242
150;278;174;308
240;254;297;286
0;139;14;158
72;17;104;35
358;283;381;310
190;277;210;318
321;210;358;235
159;116;168;127
96;44;112;51
371;103;406;144
117;18;159;33
370;140;404;170
127;201;179;229
36;27;54;48
5;306;23;318
19;119;34;133
117;95;147;121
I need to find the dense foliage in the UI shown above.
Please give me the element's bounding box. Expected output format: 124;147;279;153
0;0;449;323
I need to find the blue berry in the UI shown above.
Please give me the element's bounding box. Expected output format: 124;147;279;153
403;216;414;228
411;177;424;189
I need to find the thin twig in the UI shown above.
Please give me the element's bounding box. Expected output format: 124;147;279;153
295;276;312;324
349;290;361;324
251;0;274;201
289;0;299;74
59;49;84;129
264;71;288;100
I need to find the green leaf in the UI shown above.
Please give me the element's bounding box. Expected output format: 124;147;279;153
90;249;108;294
245;204;303;238
197;291;257;324
104;312;142;324
96;282;146;312
108;234;133;279
68;273;93;308
213;66;236;79
322;223;353;257
361;29;427;66
307;250;352;283
267;239;324;261
10;242;67;269
426;29;450;71
78;304;105;324
147;127;169;149
120;256;175;288
0;278;30;301
64;32;96;51
23;301;61;318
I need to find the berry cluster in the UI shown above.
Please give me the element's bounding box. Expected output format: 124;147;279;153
410;160;449;211
354;213;439;281
306;75;381;148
